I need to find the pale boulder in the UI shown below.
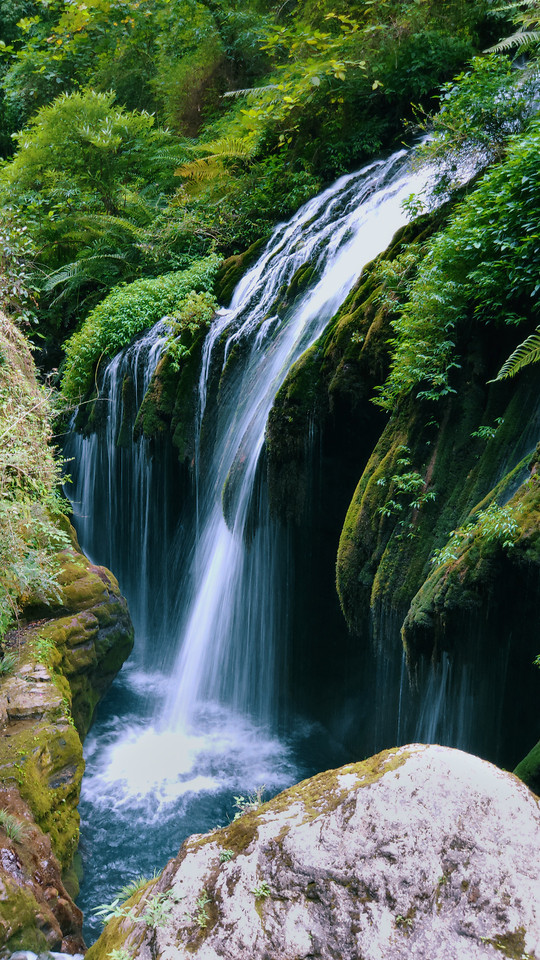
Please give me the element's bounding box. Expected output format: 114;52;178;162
88;744;540;960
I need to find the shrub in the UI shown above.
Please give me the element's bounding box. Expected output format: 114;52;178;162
378;118;540;409
61;255;221;401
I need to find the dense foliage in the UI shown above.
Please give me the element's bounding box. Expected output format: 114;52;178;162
378;115;540;409
61;254;220;400
0;314;69;646
0;0;495;350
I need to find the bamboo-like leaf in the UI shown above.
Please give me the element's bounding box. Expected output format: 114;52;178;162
492;326;540;380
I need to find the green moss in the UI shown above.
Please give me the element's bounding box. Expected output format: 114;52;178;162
135;320;209;464
483;927;536;959
214;239;266;306
0;720;83;867
0;881;50;954
84;914;135;960
514;739;540;795
402;444;540;667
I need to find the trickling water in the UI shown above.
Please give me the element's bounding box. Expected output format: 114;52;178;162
66;146;438;941
66;320;175;665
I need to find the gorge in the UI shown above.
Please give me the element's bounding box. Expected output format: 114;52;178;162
65;142;539;943
0;0;540;954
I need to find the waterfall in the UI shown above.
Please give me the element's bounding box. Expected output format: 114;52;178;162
66;320;178;665
162;147;435;730
67;145;438;938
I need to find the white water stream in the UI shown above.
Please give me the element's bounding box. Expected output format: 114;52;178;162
66;146;436;938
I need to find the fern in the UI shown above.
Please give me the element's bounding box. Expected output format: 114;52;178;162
493;325;540;379
222;84;281;99
487;28;540;51
175;137;257;182
42;254;126;292
485;0;540;52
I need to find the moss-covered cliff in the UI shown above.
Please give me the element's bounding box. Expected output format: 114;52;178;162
0;314;134;954
265;211;540;767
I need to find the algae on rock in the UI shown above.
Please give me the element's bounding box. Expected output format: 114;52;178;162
0;312;135;955
84;745;540;960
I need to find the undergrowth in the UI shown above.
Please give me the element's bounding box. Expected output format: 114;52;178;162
0;313;69;648
61;255;221;401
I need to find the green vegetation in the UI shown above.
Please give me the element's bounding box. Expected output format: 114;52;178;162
185;890;210;929
376;445;436;539
233;785;266;819
377;116;540;409
0;313;70;645
61;255;220;400
0;0;494;354
0;809;28;843
430;502;520;569
495;325;540;380
251;880;271;899
95;887;183;931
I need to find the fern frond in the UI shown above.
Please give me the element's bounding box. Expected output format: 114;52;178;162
184;136;257;158
222;84;280;99
493;326;540;380
490;0;537;12
174;136;257;181
151;149;191;162
486;28;540;51
174;159;224;182
42;254;126;292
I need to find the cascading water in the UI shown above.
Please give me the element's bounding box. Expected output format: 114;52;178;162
66;320;175;662
67;146;437;941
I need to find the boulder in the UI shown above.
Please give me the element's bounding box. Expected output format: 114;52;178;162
86;743;540;960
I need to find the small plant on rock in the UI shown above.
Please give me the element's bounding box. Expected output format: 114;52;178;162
219;849;234;863
0;809;28;842
115;870;159;903
31;632;56;666
251;880;271;899
184;889;211;929
0;650;17;676
233;785;266;819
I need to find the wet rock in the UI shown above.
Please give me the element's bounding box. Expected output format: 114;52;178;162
0;530;134;953
86;744;540;960
0;790;84;957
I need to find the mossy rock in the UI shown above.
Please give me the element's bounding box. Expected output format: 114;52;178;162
0;788;84;953
0;525;134;867
336;345;540;641
514;738;540;795
214;238;266;306
0;656;84;868
265;211;448;529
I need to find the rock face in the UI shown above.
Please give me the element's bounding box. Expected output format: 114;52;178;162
34;529;135;739
0;531;134;954
0;788;84;956
0;531;134;868
87;744;540;960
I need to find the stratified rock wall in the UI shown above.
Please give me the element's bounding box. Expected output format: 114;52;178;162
0;533;134;955
86;744;540;960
